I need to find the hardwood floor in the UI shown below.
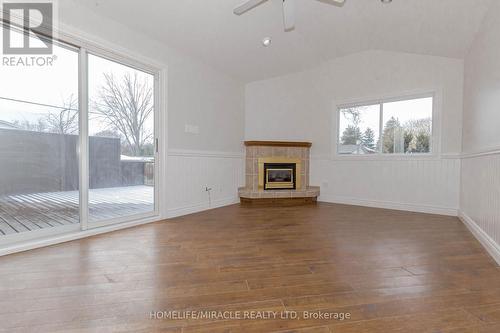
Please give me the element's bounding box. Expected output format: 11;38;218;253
1;203;499;332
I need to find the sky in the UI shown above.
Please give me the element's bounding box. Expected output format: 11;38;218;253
0;28;154;138
0;31;78;123
383;97;433;126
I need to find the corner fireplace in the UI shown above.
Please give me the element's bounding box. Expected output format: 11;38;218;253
239;141;320;205
264;163;296;190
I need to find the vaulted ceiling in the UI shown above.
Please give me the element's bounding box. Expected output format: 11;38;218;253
76;0;492;83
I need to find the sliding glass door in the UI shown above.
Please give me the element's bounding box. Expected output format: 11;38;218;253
87;54;157;225
0;27;160;243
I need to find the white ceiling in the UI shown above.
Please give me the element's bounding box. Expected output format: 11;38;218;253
76;0;492;83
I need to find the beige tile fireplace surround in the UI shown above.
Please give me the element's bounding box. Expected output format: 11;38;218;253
239;141;320;205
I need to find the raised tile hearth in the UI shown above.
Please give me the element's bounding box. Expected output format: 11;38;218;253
239;141;320;205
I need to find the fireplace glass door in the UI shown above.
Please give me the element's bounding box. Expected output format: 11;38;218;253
264;163;296;190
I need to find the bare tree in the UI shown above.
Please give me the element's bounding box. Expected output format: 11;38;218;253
46;95;79;135
92;72;154;156
340;106;368;146
13;118;48;132
341;107;363;128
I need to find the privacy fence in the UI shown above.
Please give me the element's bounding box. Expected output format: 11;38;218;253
0;129;153;196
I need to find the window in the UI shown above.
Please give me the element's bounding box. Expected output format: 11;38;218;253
337;96;433;155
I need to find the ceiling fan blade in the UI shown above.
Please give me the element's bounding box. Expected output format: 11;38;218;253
316;0;346;6
233;0;268;15
282;0;295;31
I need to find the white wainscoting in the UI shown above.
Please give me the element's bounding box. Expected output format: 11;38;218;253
311;157;461;216
166;149;244;218
460;150;500;264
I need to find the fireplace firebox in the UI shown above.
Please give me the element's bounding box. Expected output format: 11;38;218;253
264;163;296;190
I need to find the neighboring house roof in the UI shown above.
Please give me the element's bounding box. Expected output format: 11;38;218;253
338;145;377;155
120;155;154;162
0;120;20;130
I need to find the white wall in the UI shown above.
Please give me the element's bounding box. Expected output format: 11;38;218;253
245;50;464;214
460;1;500;263
462;1;500;154
59;1;245;216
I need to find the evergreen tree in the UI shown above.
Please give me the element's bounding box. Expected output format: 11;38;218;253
404;131;414;153
341;125;361;145
362;128;376;150
382;117;401;153
415;132;430;153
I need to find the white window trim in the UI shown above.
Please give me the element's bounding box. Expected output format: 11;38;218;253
332;90;441;161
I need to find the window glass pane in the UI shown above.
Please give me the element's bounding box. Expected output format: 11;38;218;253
88;54;155;222
338;104;380;155
0;29;79;236
382;97;433;154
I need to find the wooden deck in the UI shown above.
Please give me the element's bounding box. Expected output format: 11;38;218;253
0;186;154;235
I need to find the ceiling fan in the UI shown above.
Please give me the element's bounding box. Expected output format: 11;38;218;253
233;0;346;31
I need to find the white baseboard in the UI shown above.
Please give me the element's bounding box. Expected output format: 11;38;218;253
319;195;458;216
459;211;500;265
166;196;239;218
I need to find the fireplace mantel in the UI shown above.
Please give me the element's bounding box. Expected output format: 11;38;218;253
244;141;312;148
